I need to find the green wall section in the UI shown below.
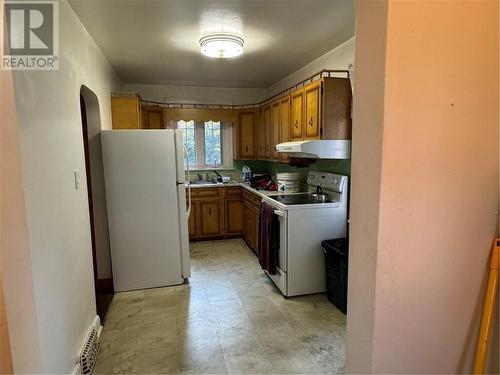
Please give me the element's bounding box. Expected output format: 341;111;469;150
234;158;351;180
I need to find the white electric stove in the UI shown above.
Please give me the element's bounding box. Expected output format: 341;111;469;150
261;171;348;297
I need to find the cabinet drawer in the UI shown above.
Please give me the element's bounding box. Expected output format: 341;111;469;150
242;190;253;202
224;187;242;197
190;188;222;198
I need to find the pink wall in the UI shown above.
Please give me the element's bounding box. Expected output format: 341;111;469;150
348;0;499;372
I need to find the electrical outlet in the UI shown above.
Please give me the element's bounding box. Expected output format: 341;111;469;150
74;170;81;190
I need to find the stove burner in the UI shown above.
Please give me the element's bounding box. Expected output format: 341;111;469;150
269;193;333;205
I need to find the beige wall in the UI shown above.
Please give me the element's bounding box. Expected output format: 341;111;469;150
9;0;121;372
348;0;499;373
122;83;267;105
266;37;355;97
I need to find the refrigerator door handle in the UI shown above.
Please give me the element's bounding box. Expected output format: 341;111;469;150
184;144;192;218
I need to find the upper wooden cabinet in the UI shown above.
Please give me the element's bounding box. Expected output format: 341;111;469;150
143;105;164;129
235;111;256;160
304;81;321;140
257;108;266;160
263;105;272;159
279;96;291;162
289;78;352;142
111;95;142;129
290;89;304;141
271;101;281;160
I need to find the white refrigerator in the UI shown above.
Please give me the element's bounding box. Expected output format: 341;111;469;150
101;129;191;292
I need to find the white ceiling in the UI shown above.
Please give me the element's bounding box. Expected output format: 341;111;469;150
69;0;355;88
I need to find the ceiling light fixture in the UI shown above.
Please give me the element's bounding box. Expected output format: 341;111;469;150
199;33;244;58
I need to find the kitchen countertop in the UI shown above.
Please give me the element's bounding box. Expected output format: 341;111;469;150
186;181;302;200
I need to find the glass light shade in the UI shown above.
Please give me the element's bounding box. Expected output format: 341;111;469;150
199;34;244;58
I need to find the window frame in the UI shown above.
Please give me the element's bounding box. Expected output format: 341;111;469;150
177;120;233;170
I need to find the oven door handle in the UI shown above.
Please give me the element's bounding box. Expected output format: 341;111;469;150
274;209;286;217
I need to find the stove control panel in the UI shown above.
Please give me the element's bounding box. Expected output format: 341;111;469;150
307;171;348;193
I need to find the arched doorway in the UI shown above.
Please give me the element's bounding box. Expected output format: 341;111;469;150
79;86;114;322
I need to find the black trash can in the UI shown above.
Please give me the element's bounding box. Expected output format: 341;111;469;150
322;238;349;314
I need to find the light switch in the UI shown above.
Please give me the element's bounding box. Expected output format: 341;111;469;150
74;170;81;190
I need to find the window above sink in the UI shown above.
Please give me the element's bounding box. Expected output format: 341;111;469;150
177;120;234;170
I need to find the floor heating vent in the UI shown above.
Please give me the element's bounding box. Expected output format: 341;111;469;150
79;328;100;375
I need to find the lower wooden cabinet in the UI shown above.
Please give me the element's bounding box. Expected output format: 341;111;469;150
188;201;198;237
224;199;244;236
199;200;223;237
188;186;247;241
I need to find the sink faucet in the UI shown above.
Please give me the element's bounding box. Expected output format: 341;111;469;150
197;173;203;181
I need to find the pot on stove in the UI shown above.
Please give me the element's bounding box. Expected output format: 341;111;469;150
310;186;329;203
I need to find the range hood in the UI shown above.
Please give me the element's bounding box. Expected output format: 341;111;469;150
276;140;351;159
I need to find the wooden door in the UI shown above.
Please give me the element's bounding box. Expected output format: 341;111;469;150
237;111;256;159
143;106;164;129
257;108;266;160
271;101;281;160
225;199;244;235
199;200;222;237
279;96;290;162
264;105;272;159
187;201;198;238
304;81;322;139
290;89;304;141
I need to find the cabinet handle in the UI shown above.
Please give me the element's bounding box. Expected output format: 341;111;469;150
294;120;299;128
309;117;313;126
208;208;211;214
245;146;248;152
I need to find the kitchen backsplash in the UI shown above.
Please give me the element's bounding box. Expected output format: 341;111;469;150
234;159;351;180
185;159;350;183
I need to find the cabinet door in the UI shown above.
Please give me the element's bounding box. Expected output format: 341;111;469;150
237;111;256;159
111;97;141;129
199;200;222;237
143;106;164;129
187;201;199;239
264;106;272;159
257;109;266;160
304;81;322;139
224;199;244;235
244;202;255;250
271;101;281;160
252;207;260;255
280;96;290;162
290;89;304;140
